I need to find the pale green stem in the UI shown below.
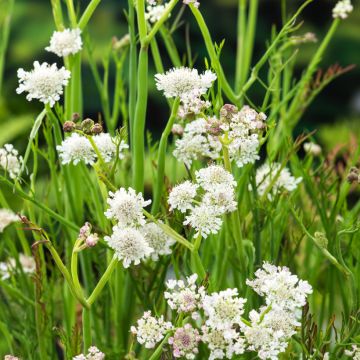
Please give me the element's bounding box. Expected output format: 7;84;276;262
87;256;118;305
151;98;180;214
78;0;102;30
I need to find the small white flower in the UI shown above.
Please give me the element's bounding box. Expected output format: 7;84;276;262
1;254;36;280
345;345;360;358
57;133;96;165
332;0;353;19
195;165;236;192
183;0;200;8
168;181;198;213
93;133;128;163
246;262;313;311
73;346;105;360
17;61;71;107
0;144;23;179
155;67;216;99
203;288;246;330
169;324;201;359
104;187;151;227
131;311;173;348
0;209;18;233
183;204;223;238
46;28;82;57
242;306;300;360
145;2;170;23
104;226;153;268
164;274;205;317
303;142;322;156
140;222;175;260
202;186;237;214
251;163;302;200
201;326;245;360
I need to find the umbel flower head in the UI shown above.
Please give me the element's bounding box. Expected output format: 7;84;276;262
104;226;153;268
0;208;18;233
105;187;151;227
169;324;201;359
46;28;82;57
0;144;23;179
73;346;105;360
145;1;170;23
155;67;216;99
17;61;71;107
332;0;353;19
183;0;200;7
131;311;173;349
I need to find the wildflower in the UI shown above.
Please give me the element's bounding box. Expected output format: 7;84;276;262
17;61;71;107
131;311;173;348
4;356;20;360
242;307;300;360
202;186;237;214
202;288;246;330
173;118;221;167
93;133;128;162
195;165;236;192
251;163;302;200
332;0;353;19
1;254;36;280
145;1;170;23
303;142;322;156
246;262;313;311
168;324;201;359
178;89;211;118
140;222;175;260
104;226;153;268
155;67;216;99
168;181;198;213
57;133;96;165
73;346;105;360
345;345;360;358
183;0;200;8
104;187;151;227
45;28;82;57
0;209;18;233
201;326;245;360
0;144;23;179
164;274;205;318
183;204;223;238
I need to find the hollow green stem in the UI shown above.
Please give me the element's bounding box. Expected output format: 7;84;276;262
82;307;92;351
87;256;118;305
78;0;102;30
151;97;180;214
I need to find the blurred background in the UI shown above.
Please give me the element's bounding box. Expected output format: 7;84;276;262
0;0;359;152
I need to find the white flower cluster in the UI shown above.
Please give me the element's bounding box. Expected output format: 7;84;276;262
173;118;222;167
155;67;216;118
104;188;175;267
0;209;18;233
303;142;322;156
0;144;24;179
168;165;237;238
345;345;360;359
145;0;170;23
251;163;302;200
183;0;200;8
131;311;173;348
57;133;128;165
0;254;36;281
332;0;353;19
165;274;206;319
46;28;82;57
173;105;266;168
17;61;71;107
73;346;105;360
132;263;312;360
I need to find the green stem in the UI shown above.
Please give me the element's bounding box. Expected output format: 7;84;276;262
151;98;180;214
82;307;92;351
65;0;77;26
78;0;102;30
71;239;84;299
87;256;118;305
190;234;206;279
149;333;172;360
132;46;148;192
234;0;247;93
189;4;238;104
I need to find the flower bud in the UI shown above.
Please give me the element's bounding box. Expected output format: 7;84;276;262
86;233;99;247
171;124;184;136
81;118;95;134
63;121;76;132
72;112;81;121
91;123;103;134
79;222;91;240
220;104;238;123
205;117;223;136
347;167;360;184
